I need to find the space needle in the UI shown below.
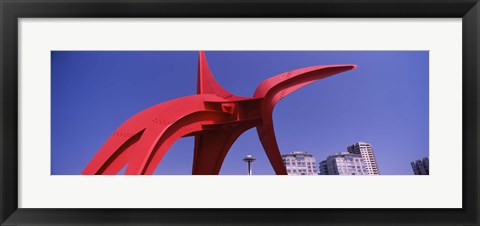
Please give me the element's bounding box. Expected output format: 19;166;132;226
242;154;256;175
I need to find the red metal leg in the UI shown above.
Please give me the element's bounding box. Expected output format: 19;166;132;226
192;123;256;175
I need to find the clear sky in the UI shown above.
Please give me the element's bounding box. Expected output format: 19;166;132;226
51;51;429;175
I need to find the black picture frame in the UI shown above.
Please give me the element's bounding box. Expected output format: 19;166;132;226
1;0;479;225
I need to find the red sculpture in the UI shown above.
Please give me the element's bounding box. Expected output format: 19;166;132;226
82;51;357;175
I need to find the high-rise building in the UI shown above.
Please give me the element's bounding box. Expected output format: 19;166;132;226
411;157;429;175
282;151;318;175
319;152;368;175
319;160;328;175
347;142;380;175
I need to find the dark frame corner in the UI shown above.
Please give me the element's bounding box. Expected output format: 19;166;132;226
1;0;479;225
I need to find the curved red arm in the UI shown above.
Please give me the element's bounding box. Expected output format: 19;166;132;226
83;95;233;175
254;65;357;175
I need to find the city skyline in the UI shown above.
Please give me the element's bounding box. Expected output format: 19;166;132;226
51;51;429;175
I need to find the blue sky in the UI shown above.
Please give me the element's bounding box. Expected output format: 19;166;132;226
51;51;429;175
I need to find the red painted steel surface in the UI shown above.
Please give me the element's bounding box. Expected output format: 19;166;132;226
82;51;357;175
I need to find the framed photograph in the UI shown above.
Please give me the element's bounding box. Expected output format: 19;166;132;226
1;0;479;225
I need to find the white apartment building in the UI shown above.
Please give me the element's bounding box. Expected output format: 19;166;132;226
282;151;318;175
319;152;367;175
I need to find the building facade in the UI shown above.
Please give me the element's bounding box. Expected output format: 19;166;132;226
411;157;429;175
347;142;380;175
282;151;318;175
319;152;368;175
